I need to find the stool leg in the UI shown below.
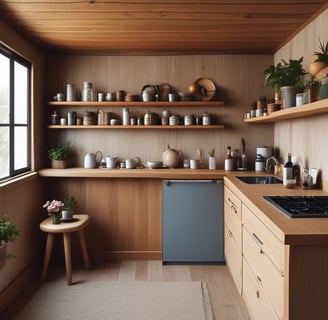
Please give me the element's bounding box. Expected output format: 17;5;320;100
78;229;90;269
63;232;72;285
42;233;55;281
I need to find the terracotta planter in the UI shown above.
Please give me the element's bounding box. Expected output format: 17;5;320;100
51;159;68;169
307;86;319;103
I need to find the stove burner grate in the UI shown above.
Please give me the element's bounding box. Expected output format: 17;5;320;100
263;196;328;218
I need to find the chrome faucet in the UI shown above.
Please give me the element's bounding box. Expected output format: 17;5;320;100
265;156;280;173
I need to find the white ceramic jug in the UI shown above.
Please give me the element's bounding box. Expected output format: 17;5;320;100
84;151;102;169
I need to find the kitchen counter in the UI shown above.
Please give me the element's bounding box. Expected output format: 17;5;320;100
38;167;227;179
224;175;328;245
39;167;328;245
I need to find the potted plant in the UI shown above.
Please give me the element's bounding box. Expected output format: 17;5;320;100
0;215;19;266
48;141;72;169
208;148;216;170
301;77;321;103
264;57;306;108
62;196;78;221
309;39;328;80
43;199;64;224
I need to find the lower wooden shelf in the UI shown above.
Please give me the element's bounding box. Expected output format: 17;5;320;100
47;124;224;129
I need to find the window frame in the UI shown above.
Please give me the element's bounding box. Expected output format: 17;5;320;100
0;43;32;182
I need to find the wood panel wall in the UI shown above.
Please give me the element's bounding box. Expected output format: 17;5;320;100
45;54;274;169
274;8;328;182
0;20;46;312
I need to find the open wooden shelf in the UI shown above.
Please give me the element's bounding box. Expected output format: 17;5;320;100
244;99;328;123
48;101;224;108
47;124;225;129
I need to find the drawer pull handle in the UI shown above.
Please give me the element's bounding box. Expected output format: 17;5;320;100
252;233;263;246
256;276;262;285
228;230;233;238
256;290;260;299
227;197;237;214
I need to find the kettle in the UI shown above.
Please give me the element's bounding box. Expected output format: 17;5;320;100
84;151;103;169
162;145;180;168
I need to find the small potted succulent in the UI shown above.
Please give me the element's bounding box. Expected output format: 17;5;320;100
62;196;78;221
208;148;216;170
48;141;73;169
0;215;19;265
301;77;321;103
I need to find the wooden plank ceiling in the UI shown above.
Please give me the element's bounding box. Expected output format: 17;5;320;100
0;0;327;55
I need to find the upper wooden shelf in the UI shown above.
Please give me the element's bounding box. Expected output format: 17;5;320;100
48;101;224;107
244;99;328;123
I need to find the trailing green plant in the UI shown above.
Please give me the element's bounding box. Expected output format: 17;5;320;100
0;215;19;246
48;141;72;160
313;39;328;65
63;196;78;211
0;215;19;260
264;57;306;92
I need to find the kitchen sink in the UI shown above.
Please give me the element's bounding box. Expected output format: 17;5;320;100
236;176;282;184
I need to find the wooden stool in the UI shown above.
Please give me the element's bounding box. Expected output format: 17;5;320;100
40;214;90;285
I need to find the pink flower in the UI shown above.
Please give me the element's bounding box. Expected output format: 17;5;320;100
43;200;64;214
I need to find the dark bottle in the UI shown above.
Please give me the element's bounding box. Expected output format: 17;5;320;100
283;153;295;186
51;110;60;125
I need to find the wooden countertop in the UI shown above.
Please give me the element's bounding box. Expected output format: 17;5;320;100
38;167;227;179
224;174;328;246
39;167;328;245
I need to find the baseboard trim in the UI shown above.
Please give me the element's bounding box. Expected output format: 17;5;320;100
90;250;162;261
0;260;40;314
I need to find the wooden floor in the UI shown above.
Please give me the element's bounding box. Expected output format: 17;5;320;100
3;260;249;319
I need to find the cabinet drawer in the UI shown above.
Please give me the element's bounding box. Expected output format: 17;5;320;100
224;225;242;294
224;186;242;219
243;257;279;320
243;227;283;319
242;203;283;274
224;199;242;250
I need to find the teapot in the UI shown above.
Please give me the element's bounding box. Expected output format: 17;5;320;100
162;145;180;168
84;151;103;169
125;157;141;169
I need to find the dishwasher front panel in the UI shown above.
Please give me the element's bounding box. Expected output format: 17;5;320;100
162;179;224;264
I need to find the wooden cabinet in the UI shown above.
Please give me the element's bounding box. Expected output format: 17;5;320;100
242;257;278;320
45;177;162;260
48;101;225;130
242;204;284;320
224;182;284;320
224;185;242;294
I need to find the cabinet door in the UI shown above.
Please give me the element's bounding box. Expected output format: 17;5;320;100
224;225;242;294
224;186;242;219
243;226;283;319
224;186;243;294
242;204;283;274
243;258;279;320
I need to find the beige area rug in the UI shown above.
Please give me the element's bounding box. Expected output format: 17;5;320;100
14;281;213;320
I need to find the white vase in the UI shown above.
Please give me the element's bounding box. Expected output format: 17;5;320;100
61;210;73;221
208;156;216;170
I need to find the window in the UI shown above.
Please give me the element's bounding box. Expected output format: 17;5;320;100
0;44;31;181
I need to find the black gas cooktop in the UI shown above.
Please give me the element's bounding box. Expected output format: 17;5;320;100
264;196;328;218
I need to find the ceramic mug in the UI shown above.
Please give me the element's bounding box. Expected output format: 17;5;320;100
190;159;200;169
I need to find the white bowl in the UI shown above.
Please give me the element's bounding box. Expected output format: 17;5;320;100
146;161;162;169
